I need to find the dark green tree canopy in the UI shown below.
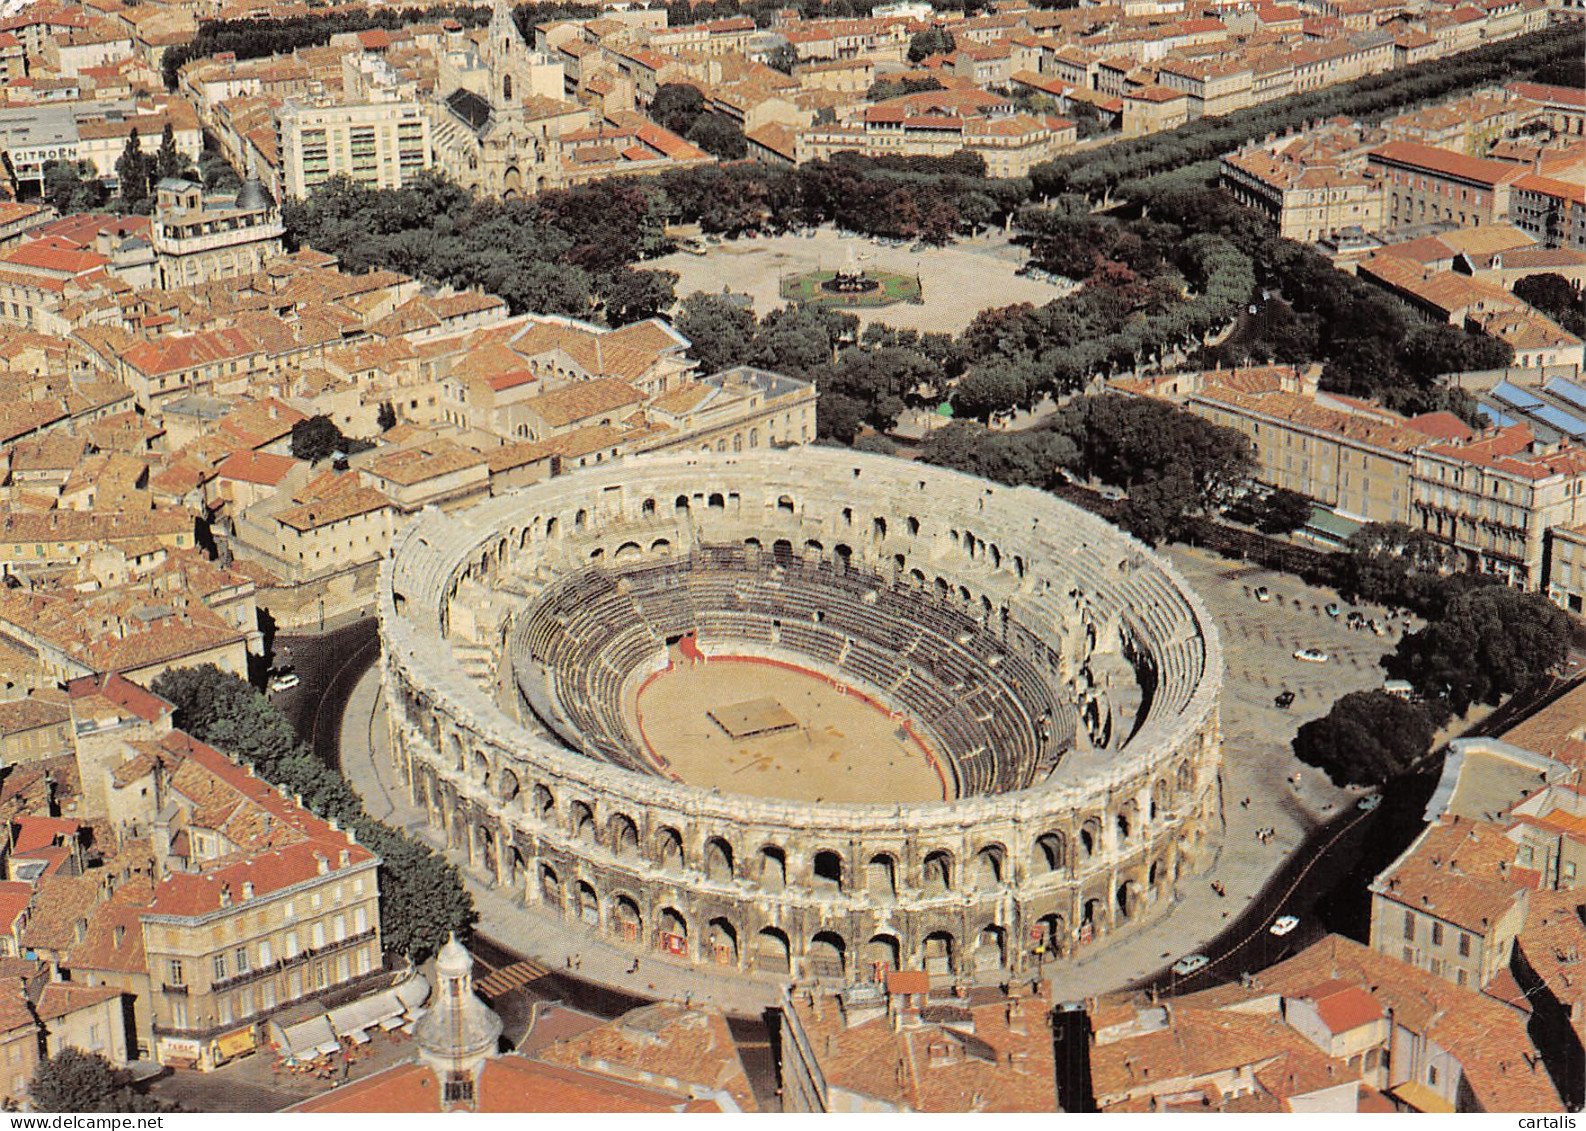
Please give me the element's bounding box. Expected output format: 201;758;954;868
29;1049;174;1113
1292;690;1436;787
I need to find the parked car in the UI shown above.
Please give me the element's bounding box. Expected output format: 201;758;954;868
1254;586;1272;602
1171;954;1210;976
1293;648;1330;663
1270;916;1300;937
1324;602;1340;618
1357;795;1383;812
1274;690;1296;709
268;672;300;693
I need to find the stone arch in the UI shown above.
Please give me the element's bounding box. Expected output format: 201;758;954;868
812;849;843;892
975;924;1007;971
446;731;464;771
808;931;846;979
972;844;1005;888
546;516;560;539
1176;761;1194;794
650;538;672;555
613;894;643;943
574;508;588;532
834;543;852;567
642;497;656;517
706;917;739;965
804;539;823;556
657;826;685;873
865;852;897;899
709;492;726;509
704;836;735;883
532;784;555;821
907;515;920;536
1079;816;1103;858
922;849;953;892
614;541;642;562
608;813;639;857
873;516;887;541
1151;779;1169;820
772;538;793;559
862;933;901;979
658;906;688;954
1116;879;1141;921
923;930;955;975
538;862;562;907
755;926;791;974
497;767;519;804
1036;913;1067;957
777;494;795;514
1033;832;1066;874
569;800;596;842
759;845;787;891
575;880;599;927
675;494;690;514
1116;799;1139;842
1081;896;1104;939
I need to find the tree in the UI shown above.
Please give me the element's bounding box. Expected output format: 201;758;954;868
28;1049;171;1114
1332;522;1461;613
154;121;191;183
917;421;1076;488
651;83;706;136
290;414;352;463
42;160;108;213
377;401;397;431
907;27;954;63
685;113;747;160
1514;273;1586;338
1386;585;1570;715
675;292;757;374
597;267;677;326
1292;690;1436;787
951;365;1029;421
115;129;152;213
766;42;798;73
1252;487;1313;536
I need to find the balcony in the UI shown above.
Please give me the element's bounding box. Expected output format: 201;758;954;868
161;983;189;995
210;928;379;994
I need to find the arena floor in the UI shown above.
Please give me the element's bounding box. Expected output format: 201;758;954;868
630;655;947;804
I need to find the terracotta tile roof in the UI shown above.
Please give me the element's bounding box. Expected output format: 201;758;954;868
275;486;394;531
1296;980;1385;1033
217;449;299;486
0;696;69;736
1368;141;1528;187
1516;889;1586;1011
0;882;32;933
35;981;121;1021
538;1003;757;1111
1372;817;1533;934
521;377;644;429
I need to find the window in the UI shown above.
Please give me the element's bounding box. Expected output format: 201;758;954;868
1428;1065;1438;1086
170;999;188;1029
312;922;326;948
354;906;368;934
1403;911;1415;941
259;939;273;965
284;901;296;921
235;946;251;974
213;953;227;981
167;959;184;985
1431;921;1443;946
285;931;300;959
1458;933;1470;957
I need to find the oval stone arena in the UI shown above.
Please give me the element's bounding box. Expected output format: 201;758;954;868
377;449;1224;983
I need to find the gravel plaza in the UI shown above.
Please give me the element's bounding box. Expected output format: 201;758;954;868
650;226;1079;333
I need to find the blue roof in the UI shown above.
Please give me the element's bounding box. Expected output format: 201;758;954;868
1545;377;1586;413
1525;403;1586;438
1491;381;1543;410
1477;404;1518;428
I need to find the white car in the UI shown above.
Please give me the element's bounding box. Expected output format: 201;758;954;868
268;672;300;693
1293;648;1330;663
1270;916;1299;937
1171;954;1210;976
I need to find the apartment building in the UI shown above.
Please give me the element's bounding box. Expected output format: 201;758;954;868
1508;172;1586;251
1115;366;1435;525
149;177;285;291
277;100;433;199
70;730;383;1069
1544;521;1586;613
1411;425;1586;588
1369;818;1532;991
1220;147;1383;241
1367;141;1528;231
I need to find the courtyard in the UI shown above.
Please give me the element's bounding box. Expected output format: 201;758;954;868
650;226;1077;333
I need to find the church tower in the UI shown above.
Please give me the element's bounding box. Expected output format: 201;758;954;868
484;0;535;111
413;935;504;1110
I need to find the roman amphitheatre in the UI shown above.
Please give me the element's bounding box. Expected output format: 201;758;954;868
378;449;1223;982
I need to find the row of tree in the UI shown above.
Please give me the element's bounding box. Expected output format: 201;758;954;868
150;665;475;963
1026;25;1584;204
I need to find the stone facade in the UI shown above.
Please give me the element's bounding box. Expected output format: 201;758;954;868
379;450;1223;983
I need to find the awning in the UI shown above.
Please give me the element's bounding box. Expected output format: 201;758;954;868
216;1028;256;1058
379;1016;404;1031
345;1029;371;1045
328;985;409;1038
394;973;430;1011
313;1041;341;1058
278;1014;336;1061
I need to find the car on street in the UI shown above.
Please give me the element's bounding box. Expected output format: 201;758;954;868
1171;954;1210;976
1254;586;1272;602
1357;795;1383;812
1274;690;1296;708
1293;648;1330;663
1270;915;1299;937
268;672;300;693
1324;602;1340;618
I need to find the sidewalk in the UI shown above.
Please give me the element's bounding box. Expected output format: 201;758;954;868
340;665;782;1016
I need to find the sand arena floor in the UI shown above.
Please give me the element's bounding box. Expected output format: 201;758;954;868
630;655;948;804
